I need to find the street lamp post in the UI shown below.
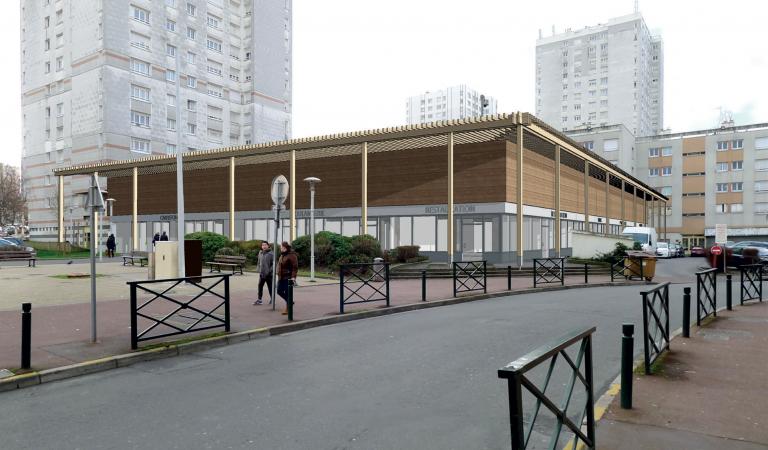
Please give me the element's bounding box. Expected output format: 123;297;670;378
303;177;321;282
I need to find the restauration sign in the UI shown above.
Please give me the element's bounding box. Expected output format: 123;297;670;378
715;224;728;244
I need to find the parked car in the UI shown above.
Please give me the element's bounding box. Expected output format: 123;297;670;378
0;238;21;249
670;243;684;257
728;241;768;266
656;242;670;258
2;237;24;247
690;246;706;257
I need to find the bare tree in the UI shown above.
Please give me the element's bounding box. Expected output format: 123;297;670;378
0;164;27;226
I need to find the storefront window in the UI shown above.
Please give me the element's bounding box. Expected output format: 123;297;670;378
342;219;360;237
437;217;447;251
413;216;436;251
396;216;412;246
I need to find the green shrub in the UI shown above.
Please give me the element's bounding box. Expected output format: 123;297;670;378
291;232;383;271
226;240;264;256
185;231;229;262
216;247;236;256
594;242;631;262
395;245;420;263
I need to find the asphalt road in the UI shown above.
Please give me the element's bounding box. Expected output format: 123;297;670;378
0;278;700;450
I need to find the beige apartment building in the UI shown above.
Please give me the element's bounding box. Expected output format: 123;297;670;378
569;122;768;248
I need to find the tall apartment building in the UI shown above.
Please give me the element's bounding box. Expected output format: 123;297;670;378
21;0;292;241
406;85;498;125
535;12;663;137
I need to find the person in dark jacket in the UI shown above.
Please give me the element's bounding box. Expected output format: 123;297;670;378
152;232;160;247
276;241;298;315
106;234;116;257
253;241;273;305
160;231;169;241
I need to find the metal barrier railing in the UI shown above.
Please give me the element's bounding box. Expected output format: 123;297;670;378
498;327;596;450
452;261;487;296
127;274;231;350
339;262;390;314
640;282;670;375
739;264;763;305
696;268;717;326
610;256;645;282
532;257;565;287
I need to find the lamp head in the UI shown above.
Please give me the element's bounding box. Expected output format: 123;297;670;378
303;177;321;184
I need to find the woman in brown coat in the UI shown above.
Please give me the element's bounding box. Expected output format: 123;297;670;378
276;241;298;315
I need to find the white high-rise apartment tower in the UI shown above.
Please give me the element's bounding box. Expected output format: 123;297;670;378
21;0;292;241
406;85;498;125
535;12;663;137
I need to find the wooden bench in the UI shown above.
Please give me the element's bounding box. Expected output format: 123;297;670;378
205;255;246;275
0;251;37;267
122;251;149;267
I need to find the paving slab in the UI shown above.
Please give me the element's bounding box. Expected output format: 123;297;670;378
598;301;768;449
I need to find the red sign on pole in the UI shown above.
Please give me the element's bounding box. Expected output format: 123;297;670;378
711;246;722;256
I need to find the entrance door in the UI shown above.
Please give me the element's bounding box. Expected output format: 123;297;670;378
541;221;551;258
461;218;483;260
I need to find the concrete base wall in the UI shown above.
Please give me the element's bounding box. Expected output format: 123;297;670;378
569;231;634;259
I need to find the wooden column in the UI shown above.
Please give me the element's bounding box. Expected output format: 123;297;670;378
583;161;590;232
516;124;524;266
447;133;455;263
229;157;235;240
290;150;296;242
58;175;65;243
361;142;368;235
620;180;625;227
554;145;561;256
132;167;138;251
633;186;638;226
604;172;609;236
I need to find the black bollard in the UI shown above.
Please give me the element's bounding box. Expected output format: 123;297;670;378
21;303;31;370
287;281;294;322
584;263;589;284
421;270;427;302
726;274;732;311
621;323;634;409
507;265;512;290
682;287;691;338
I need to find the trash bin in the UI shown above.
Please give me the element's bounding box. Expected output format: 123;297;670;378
373;257;384;281
624;251;656;281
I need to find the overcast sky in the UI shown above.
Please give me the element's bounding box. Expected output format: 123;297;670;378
2;0;767;166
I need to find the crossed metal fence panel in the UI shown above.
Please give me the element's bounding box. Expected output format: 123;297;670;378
498;327;596;450
696;268;717;326
641;282;670;374
610;256;645;282
739;264;763;305
339;263;390;314
127;274;231;350
453;261;487;296
533;258;565;287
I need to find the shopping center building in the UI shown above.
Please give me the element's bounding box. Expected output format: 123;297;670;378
53;113;667;264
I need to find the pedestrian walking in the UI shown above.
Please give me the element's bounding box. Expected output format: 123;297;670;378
152;232;160;247
106;234;116;258
160;231;169;241
277;241;298;315
253;241;274;305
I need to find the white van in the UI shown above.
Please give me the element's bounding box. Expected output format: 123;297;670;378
621;226;658;253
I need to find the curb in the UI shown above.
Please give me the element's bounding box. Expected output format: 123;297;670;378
0;281;644;393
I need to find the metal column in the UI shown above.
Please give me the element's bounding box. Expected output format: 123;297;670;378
447;132;455;264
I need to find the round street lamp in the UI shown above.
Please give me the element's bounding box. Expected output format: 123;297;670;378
304;177;321;282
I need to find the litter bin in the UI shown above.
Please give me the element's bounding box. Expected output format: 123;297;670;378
373;257;385;281
624;251;656;281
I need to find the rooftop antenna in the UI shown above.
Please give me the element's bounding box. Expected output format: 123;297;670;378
538;28;542;39
552;25;556;35
634;0;639;13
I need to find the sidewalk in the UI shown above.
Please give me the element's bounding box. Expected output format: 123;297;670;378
597;301;768;449
0;261;619;372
